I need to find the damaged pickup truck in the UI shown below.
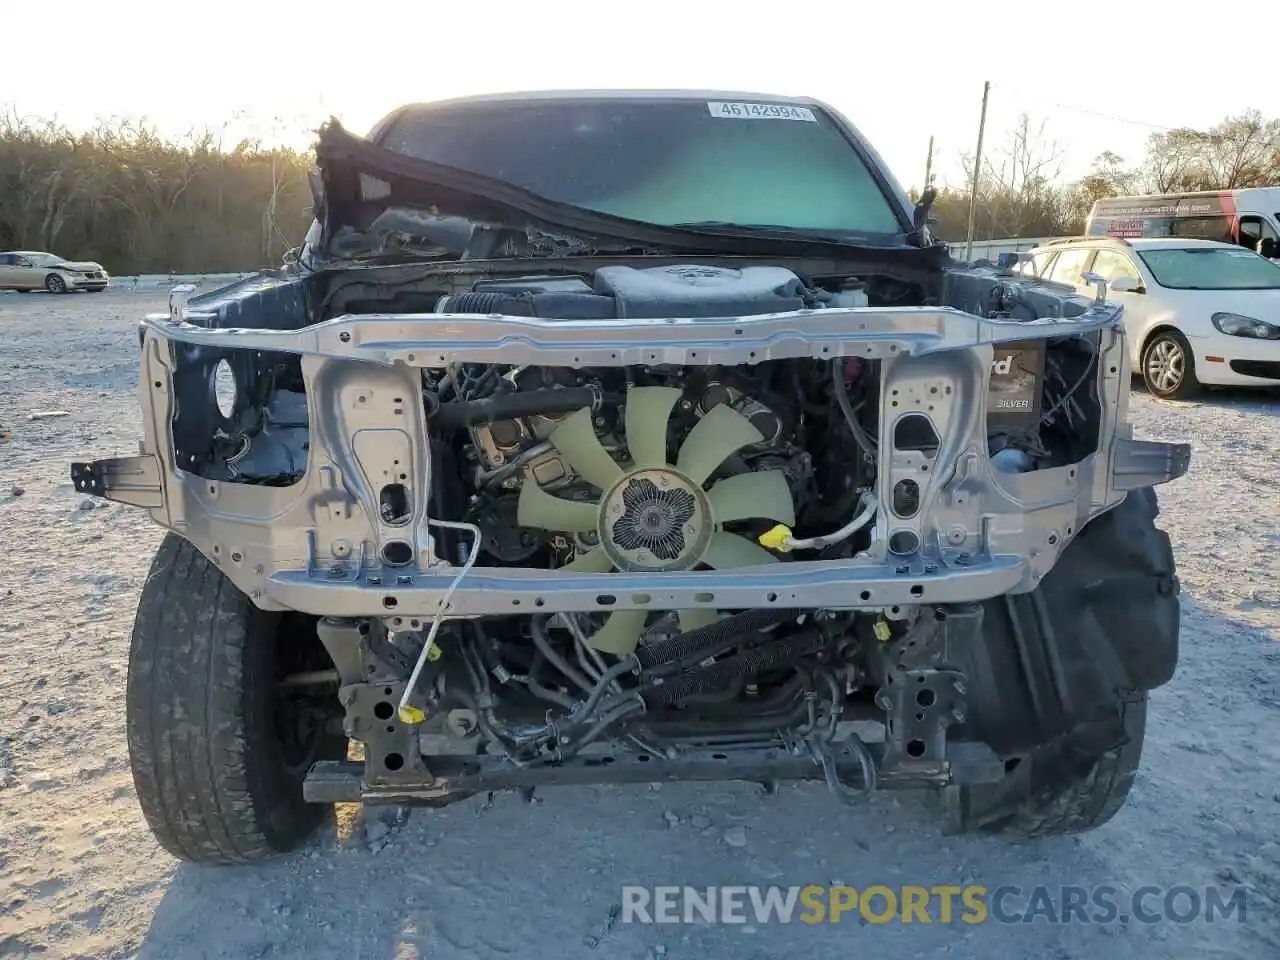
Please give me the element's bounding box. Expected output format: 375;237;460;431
72;90;1190;864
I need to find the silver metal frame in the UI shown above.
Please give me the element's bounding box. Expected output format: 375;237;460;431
83;298;1191;621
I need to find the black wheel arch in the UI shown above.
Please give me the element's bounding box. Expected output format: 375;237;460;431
959;485;1178;757
940;486;1177;835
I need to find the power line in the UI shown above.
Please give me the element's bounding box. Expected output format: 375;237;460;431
988;81;1180;132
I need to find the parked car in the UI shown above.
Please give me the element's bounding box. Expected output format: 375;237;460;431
1023;236;1280;399
0;251;110;293
72;90;1188;864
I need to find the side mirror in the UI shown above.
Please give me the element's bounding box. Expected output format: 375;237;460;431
1109;276;1144;294
997;252;1033;272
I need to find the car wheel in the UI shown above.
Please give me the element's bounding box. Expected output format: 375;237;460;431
45;273;67;294
945;695;1148;836
126;533;348;863
1141;329;1199;400
944;486;1177;836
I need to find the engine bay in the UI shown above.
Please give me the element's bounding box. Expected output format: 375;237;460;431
80;253;1143;803
199;259;1103;492
318;263;1104;778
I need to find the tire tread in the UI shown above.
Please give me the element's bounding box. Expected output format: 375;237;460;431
126;533;328;864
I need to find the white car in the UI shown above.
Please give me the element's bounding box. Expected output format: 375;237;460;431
0;251;110;294
1024;237;1280;399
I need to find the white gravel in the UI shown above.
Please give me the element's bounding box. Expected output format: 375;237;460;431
1;291;1277;959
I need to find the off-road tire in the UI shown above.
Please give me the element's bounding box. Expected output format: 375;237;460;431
1141;328;1200;400
126;533;344;864
45;273;67;294
944;486;1177;836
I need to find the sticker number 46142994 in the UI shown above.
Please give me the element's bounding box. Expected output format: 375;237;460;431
706;101;817;122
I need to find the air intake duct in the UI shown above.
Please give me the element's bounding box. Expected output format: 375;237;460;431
439;290;615;320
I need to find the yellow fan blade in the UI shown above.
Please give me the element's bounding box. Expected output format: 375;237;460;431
703;530;779;568
550;408;623;491
563;549;614;572
675;404;764;486
624;386;682;469
516;482;599;533
589;609;649;655
707;470;795;526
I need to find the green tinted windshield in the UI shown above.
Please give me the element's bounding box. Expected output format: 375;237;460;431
378;98;905;238
1137;246;1280;290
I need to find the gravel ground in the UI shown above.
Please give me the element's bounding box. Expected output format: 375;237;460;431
1;291;1277;960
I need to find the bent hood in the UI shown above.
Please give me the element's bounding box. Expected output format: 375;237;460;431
308;119;952;269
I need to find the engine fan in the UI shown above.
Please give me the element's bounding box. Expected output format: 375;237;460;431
516;386;796;654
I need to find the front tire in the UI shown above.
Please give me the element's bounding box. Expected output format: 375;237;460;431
1142;329;1199;399
126;533;346;864
945;694;1147;836
945;486;1177;836
45;273;67;294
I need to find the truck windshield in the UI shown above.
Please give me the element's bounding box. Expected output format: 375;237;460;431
376;98;906;239
1137;246;1280;290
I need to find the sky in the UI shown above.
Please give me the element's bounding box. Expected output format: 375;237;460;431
5;0;1279;193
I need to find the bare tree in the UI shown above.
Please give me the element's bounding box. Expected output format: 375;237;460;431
1140;113;1280;192
1200;111;1280;188
949;113;1067;240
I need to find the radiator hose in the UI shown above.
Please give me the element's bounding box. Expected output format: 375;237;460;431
432;386;599;429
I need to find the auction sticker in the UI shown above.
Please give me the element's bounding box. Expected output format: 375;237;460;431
707;101;817;122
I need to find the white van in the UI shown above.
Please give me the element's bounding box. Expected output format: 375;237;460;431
1086;188;1280;259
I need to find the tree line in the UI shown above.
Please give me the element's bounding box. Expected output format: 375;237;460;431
0;111;313;274
924;110;1280;242
1;107;1277;274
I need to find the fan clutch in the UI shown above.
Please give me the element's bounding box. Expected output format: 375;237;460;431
516;386;796;654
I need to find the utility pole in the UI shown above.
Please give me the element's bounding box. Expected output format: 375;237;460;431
924;135;934;191
963;81;990;263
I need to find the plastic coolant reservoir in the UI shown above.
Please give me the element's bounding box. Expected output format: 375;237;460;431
829;284;870;308
991;448;1034;473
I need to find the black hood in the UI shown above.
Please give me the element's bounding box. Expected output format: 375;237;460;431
310;119;953;270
